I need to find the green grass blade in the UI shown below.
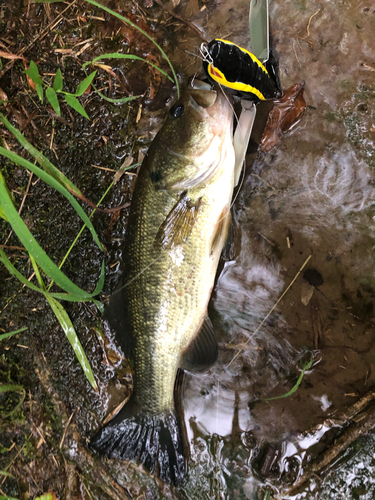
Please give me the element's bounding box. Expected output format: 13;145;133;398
25;61;43;86
264;356;314;401
65;94;89;119
53;68;63;91
0;177;98;299
0;147;103;251
0;384;26;418
36;83;44;103
0;113;84;198
49;292;104;312
0;495;20;500
0;248;104;310
46;294;98;391
0;327;28;342
83;53;173;82
84;0;180;97
91;83;140;104
75;70;97;96
31;255;98;391
0;247;45;293
45;86;60;115
0;471;15;478
0;206;8;221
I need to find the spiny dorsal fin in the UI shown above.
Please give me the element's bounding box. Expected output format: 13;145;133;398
154;192;201;250
179;316;218;372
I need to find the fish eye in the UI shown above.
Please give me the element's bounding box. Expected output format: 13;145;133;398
170;103;184;118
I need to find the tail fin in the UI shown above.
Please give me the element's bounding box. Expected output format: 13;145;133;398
90;402;186;485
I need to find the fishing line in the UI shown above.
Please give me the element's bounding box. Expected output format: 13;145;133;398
198;42;251;228
110;254;163;296
227;254;313;368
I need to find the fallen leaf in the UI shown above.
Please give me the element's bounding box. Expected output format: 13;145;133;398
114;156;134;184
146;53;162;100
301;282;314;306
35;493;58;500
0;87;8;101
261;83;306;153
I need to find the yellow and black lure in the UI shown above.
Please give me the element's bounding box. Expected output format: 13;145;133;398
201;38;281;101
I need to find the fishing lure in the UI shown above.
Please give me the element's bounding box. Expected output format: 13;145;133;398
201;38;281;101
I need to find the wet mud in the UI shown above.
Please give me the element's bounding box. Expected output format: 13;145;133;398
1;0;375;499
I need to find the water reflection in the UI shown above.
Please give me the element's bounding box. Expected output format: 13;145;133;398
170;0;375;496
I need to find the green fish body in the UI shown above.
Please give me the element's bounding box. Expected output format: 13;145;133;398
91;81;235;484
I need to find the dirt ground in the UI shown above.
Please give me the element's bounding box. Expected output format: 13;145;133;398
1;0;375;499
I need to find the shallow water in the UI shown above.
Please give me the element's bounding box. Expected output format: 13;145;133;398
165;0;375;498
0;0;374;498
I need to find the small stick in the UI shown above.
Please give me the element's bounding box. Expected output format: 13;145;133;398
300;8;321;40
285;403;375;496
0;0;78;79
59;411;75;449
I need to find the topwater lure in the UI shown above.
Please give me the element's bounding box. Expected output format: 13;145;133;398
201;38;281;101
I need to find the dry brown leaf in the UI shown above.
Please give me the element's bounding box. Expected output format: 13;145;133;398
146;53;162;100
261;83;306;153
301;282;314;306
113;156;134;184
0;87;8;101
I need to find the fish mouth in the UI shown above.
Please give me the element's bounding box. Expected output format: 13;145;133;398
187;79;233;130
187;78;217;113
189;78;212;91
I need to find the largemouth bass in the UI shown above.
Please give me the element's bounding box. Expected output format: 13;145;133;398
91;80;235;483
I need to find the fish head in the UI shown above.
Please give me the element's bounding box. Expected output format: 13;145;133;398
146;80;235;191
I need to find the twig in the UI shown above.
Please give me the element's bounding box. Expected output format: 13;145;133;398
362;63;375;72
0;0;78;79
285;403;375;496
258;232;275;247
0;245;26;251
228;255;312;367
59;411;75;449
300;8;321;40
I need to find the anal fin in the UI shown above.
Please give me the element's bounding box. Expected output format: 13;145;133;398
103;283;133;359
154;192;201;250
179;316;218;372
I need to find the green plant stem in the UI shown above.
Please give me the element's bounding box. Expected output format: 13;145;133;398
0;327;28;342
264;356;314;401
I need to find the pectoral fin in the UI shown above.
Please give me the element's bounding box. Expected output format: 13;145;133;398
154;192;201;250
179;316;218;372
